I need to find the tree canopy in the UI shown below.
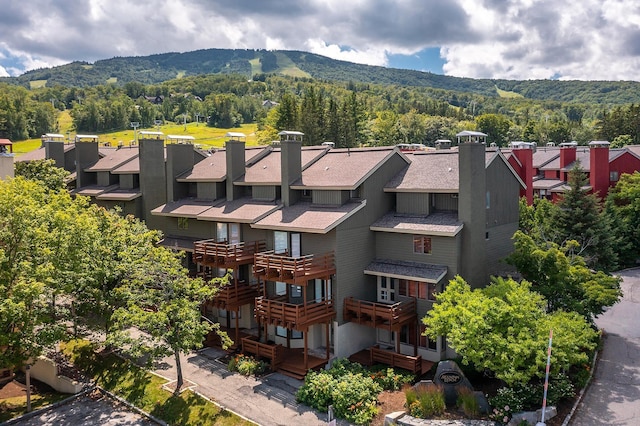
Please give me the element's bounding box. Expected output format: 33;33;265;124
423;276;598;386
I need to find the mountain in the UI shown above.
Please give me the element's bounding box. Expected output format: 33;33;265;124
2;48;639;104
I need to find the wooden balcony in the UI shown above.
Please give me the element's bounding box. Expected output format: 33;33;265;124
209;280;261;311
254;296;335;331
343;297;416;331
241;338;328;379
194;239;267;269
241;337;285;370
253;251;336;285
370;345;423;374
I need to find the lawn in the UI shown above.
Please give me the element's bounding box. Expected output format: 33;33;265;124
61;339;253;426
0;390;69;422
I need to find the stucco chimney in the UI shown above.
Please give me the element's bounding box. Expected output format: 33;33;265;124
589;140;610;199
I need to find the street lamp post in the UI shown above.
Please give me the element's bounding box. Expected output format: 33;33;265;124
130;122;140;144
26;364;31;412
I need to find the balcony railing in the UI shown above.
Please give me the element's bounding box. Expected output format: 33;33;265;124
254;296;335;330
253;251;336;284
241;337;285;370
343;297;416;330
194;239;266;269
370;345;422;374
209;280;261;310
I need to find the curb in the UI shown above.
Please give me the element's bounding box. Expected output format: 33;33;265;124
0;386;93;426
560;340;601;426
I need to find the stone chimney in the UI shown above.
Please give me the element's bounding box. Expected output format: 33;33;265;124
589;140;610;199
511;142;534;205
226;135;246;201
457;137;487;289
279;131;303;207
139;136;167;228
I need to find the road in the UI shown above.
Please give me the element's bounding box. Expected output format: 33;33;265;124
570;268;640;425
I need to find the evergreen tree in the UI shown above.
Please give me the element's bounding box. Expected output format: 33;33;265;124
551;163;618;272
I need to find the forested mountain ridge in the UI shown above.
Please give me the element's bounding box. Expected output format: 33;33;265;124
2;48;640;104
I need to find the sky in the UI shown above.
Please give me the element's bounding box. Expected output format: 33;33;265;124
1;0;640;81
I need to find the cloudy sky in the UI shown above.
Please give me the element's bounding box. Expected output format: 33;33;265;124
2;0;640;81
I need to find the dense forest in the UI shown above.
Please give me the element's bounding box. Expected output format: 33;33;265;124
2;65;640;147
3;48;640;105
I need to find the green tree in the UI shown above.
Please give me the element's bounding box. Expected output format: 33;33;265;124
475;113;512;146
552;164;618;271
423;276;598;386
605;171;640;267
15;159;70;192
108;246;230;393
507;231;622;320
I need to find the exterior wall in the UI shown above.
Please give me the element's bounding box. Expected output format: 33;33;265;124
374;232;459;280
97;199;141;218
97;171;116;187
252;185;277;201
0;155;13;180
226;140;245;201
119;174;136;190
433;193;458;211
544;170;558;179
281;140;302;207
610;152;640;179
485;222;519;277
486;158;520;227
334;322;376;359
312;189;349;205
44;141;65;168
161;217;215;240
196;182;220;200
512;148;533;204
397;192;430;215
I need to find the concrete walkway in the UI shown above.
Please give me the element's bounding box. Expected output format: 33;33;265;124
570;268;640;425
152;348;344;426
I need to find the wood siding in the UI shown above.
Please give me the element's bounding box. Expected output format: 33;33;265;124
433;193;458;211
253;185;277;201
197;182;218;200
485;222;519;277
313;190;349;205
486;158;520;226
397;192;430;215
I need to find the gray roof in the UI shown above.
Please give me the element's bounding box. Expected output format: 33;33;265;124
385;151;459;192
370;211;463;236
85;147;138;172
253;200;365;234
197;197;280;223
96;189;141;201
292;147;400;189
364;259;448;283
178;146;268;182
240;147;327;185
532;179;565;190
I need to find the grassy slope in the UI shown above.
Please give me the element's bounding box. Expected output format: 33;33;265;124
274;52;312;78
495;85;524;98
12;111;259;156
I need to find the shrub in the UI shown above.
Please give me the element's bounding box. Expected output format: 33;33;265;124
511;373;575;409
488;387;524;425
227;354;268;377
407;383;445;418
368;366;415;391
457;387;479;417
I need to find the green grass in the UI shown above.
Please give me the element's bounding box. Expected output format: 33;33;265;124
29;80;47;89
12;109;259;155
274;52;312;78
61;339;252;426
495;85;524;98
106;77;117;84
0;392;69;422
249;58;262;75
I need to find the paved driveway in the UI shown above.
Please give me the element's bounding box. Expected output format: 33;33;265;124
570;268;640;425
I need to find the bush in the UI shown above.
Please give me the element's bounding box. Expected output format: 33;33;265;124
368;366;415;391
457;387;479;417
227;354;268;377
511;373;575;409
488;387;524;425
407;383;445;418
296;359;384;425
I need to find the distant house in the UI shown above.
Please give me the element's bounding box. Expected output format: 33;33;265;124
262;99;279;109
0;138;14;180
143;95;164;104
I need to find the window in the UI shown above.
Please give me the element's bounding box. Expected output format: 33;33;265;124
216;223;240;244
178;217;189;230
400;324;416;345
413;236;432;254
398;280;436;301
276;326;302;339
274;231;301;257
275;282;287;296
377;277;396;303
610;171;619;182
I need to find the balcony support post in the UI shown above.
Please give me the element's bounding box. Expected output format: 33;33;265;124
325;321;330;360
304;329;308;370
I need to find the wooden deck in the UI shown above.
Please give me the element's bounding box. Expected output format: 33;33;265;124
253;251;336;285
343;297;417;330
254;296;335;330
348;347;434;376
194;239;267;269
240;338;327;379
203;326;255;351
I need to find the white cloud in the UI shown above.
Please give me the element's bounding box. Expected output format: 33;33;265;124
0;0;639;81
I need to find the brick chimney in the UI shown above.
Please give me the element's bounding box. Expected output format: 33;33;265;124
279;131;303;207
511;142;534;205
589;140;610;199
458;136;487;289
